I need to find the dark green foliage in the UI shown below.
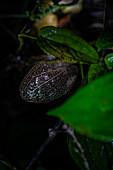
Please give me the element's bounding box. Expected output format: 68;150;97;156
68;132;113;170
48;72;113;141
96;31;113;52
88;62;107;83
38;26;99;64
104;53;113;71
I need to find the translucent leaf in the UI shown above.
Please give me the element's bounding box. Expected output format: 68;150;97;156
48;72;113;141
19;61;78;103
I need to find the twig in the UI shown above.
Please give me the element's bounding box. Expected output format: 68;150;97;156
79;73;88;88
104;0;109;31
62;124;90;170
25;137;51;170
0;14;28;18
25;120;62;170
0;160;17;170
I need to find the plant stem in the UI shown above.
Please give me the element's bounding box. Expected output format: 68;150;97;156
0;14;28;18
18;34;38;40
80;64;84;80
0;160;17;170
104;0;109;31
25;120;62;170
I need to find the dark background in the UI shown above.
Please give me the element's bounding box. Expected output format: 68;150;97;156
0;0;113;169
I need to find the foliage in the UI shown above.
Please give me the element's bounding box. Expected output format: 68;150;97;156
95;31;113;52
38;26;99;64
88;62;107;83
1;0;113;169
48;72;113;141
104;53;113;71
68;132;113;170
19;26;113;142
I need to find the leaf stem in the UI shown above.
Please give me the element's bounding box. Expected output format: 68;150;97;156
80;64;84;80
0;14;28;18
25;120;62;170
18;34;38;40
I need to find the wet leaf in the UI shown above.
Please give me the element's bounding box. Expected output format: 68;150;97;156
48;72;113;141
37;38;78;63
104;53;113;71
19;61;78;103
38;26;99;64
96;31;113;52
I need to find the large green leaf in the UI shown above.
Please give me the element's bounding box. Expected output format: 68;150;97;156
48;72;113;141
95;31;113;52
68;132;113;170
38;26;99;64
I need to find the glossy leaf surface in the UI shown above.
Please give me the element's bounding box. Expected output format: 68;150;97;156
37;38;78;63
38;26;99;64
48;72;113;141
104;53;113;71
19;61;78;103
96;31;113;52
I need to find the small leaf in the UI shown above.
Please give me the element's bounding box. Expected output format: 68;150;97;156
19;61;78;103
104;53;113;71
96;31;113;52
48;72;113;141
38;26;99;64
88;62;107;83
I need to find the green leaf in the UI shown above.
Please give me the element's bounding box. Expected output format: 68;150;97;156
104;53;113;71
48;72;113;141
69;132;113;170
88;62;107;83
38;26;99;64
37;38;78;63
95;31;113;52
